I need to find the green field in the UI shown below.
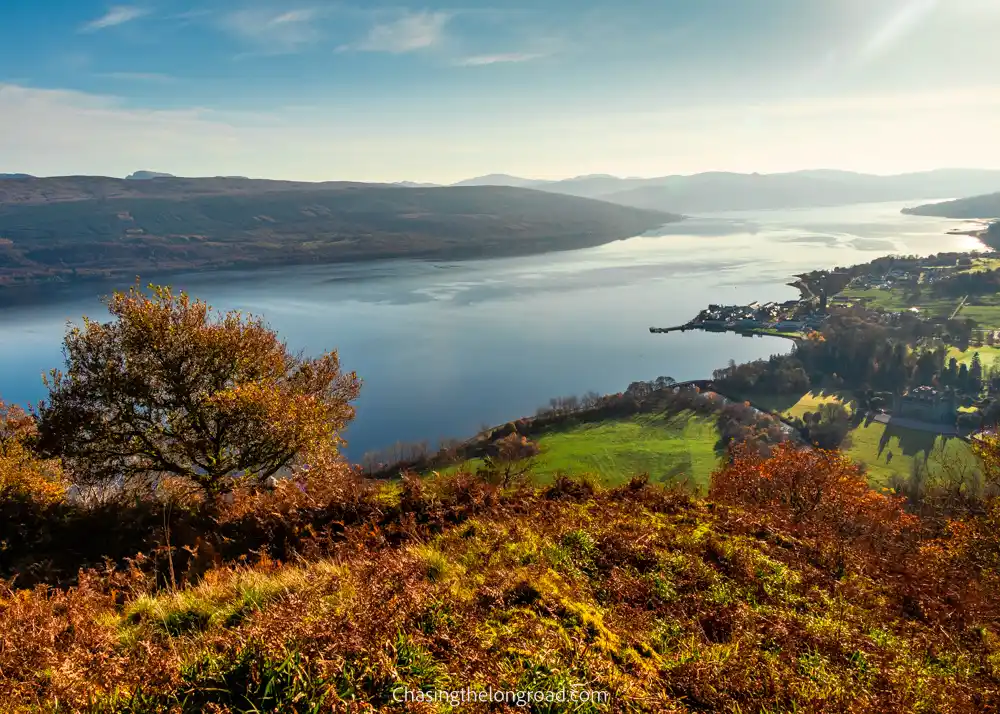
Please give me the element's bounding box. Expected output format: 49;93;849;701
844;419;977;486
781;391;853;419
444;410;722;490
727;389;853;419
945;344;1000;367
956;296;1000;328
838;287;958;318
435;395;979;494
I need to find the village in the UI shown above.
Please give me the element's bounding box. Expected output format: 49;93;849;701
651;252;1000;443
649;297;829;337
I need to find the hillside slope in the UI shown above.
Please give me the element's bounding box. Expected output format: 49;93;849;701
0;177;677;287
4;473;997;712
903;192;1000;219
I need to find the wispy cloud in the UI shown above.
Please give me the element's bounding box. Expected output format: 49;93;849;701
96;72;176;83
342;11;450;54
857;0;938;64
221;7;323;53
457;52;547;67
80;5;149;32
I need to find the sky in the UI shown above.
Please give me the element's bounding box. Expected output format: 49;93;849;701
2;0;1000;183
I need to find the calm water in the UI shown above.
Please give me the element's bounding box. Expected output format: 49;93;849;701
0;200;986;457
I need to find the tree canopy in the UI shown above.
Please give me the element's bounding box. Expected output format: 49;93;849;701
36;283;361;496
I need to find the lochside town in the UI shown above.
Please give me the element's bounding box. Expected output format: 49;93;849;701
652;249;1000;436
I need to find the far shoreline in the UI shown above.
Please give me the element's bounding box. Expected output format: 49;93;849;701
0;220;683;310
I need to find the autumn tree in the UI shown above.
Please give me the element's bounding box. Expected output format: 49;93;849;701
36;284;361;497
969;431;1000;497
0;400;66;505
479;432;540;487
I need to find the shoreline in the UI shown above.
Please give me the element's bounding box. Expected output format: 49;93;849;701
0;221;683;308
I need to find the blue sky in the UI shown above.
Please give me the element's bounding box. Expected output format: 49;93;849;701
2;0;999;181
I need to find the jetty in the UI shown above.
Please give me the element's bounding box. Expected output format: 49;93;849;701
649;323;698;334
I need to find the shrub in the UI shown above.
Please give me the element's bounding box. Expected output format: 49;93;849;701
479;433;541;487
711;441;916;547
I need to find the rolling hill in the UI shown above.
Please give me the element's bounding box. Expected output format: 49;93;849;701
902;192;1000;220
0;176;678;288
452;169;1000;213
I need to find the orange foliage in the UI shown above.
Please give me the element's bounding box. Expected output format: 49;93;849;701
970;431;1000;492
36;283;361;497
711;441;917;546
0;400;65;505
480;432;541;486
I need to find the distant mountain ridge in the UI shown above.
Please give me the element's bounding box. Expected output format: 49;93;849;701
0;173;33;180
126;171;176;180
0;175;678;289
450;169;1000;213
451;174;551;189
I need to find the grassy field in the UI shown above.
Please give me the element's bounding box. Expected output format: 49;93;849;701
838;287;959;319
728;389;853;419
956;297;1000;328
781;391;853;419
751;328;807;339
844;419;977;486
945;344;1000;367
444;410;722;491
438;392;976;494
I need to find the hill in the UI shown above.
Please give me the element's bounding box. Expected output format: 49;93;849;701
450;173;552;189
0;176;677;288
903;192;1000;220
451;169;1000;213
3;283;1000;712
4;451;998;712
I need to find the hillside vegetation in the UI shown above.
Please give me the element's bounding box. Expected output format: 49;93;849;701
3;284;1000;712
0;177;676;288
5;435;1000;712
